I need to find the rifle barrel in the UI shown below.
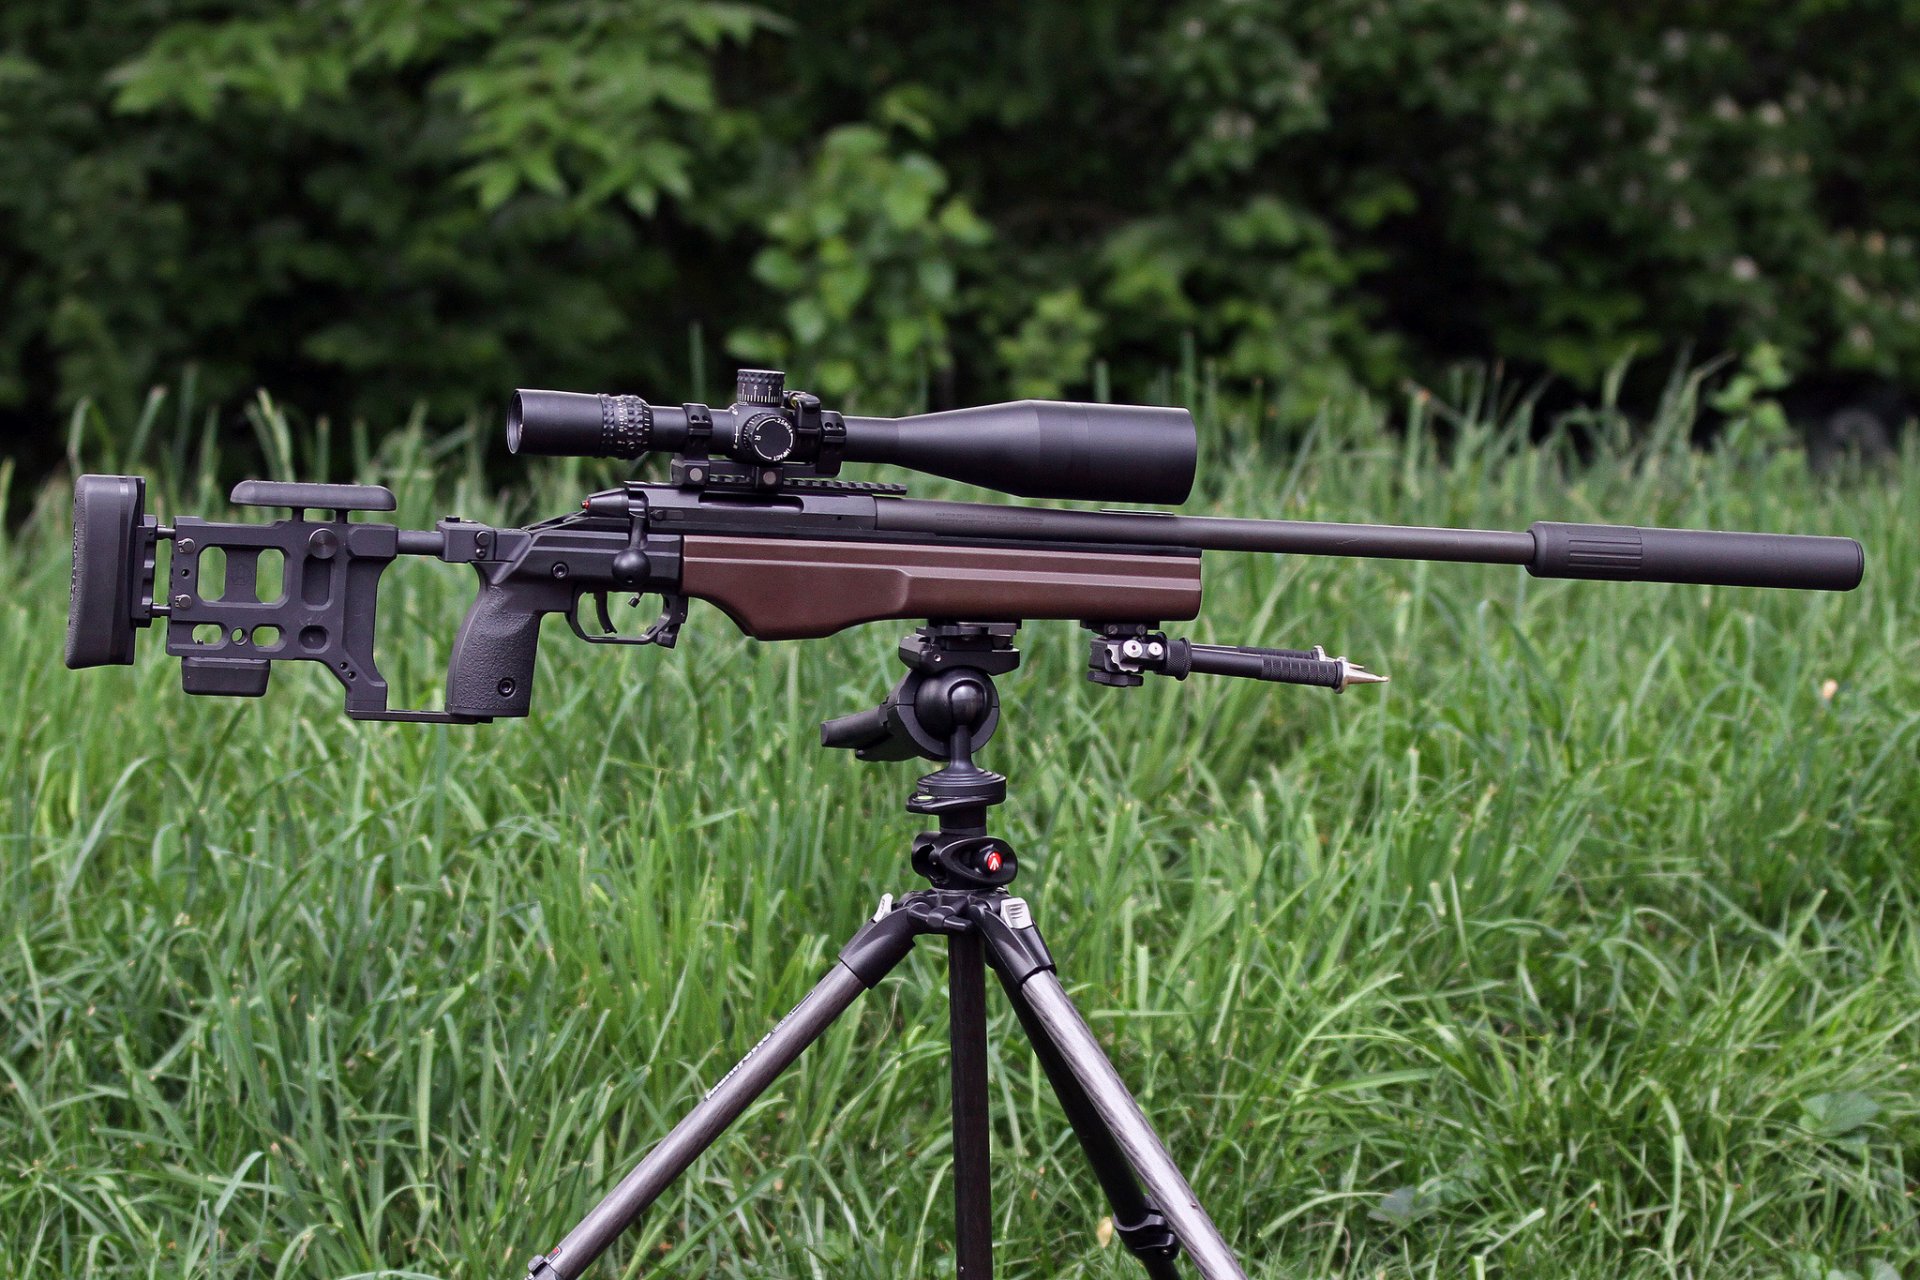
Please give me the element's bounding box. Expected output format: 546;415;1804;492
875;500;1863;592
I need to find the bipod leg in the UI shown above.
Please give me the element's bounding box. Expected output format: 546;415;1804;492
527;897;923;1280
950;930;995;1278
972;898;1248;1280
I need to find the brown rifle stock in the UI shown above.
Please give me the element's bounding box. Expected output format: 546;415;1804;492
678;537;1203;641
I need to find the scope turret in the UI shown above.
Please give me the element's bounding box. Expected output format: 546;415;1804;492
507;370;1197;505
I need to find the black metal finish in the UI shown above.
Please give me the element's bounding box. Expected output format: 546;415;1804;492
950;932;995;1280
1087;625;1385;694
1528;520;1864;590
229;479;396;513
842;400;1196;504
878;497;1538;563
875;498;1864;591
510;369;1197;504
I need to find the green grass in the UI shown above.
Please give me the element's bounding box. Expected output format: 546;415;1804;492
3;387;1917;1279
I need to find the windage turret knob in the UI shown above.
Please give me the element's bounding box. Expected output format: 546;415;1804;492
736;411;796;464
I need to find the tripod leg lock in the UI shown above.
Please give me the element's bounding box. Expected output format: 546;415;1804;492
1114;1207;1182;1261
836;899;927;986
971;896;1056;986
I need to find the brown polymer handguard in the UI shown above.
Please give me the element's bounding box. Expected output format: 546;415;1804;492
678;536;1203;640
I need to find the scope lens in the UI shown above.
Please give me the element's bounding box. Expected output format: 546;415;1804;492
506;393;527;454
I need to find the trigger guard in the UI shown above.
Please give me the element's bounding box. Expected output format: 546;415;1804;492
566;589;687;648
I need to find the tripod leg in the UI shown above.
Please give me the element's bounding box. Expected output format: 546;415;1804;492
975;899;1249;1280
996;969;1181;1280
949;932;994;1279
528;902;922;1280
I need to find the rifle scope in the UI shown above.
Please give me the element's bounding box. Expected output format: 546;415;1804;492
507;369;1196;505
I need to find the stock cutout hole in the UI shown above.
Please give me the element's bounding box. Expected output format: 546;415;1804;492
198;546;228;600
252;625;281;648
192;623;223;646
253;548;285;604
231;627;247;644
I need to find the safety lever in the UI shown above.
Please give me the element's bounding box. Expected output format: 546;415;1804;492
1087;624;1388;692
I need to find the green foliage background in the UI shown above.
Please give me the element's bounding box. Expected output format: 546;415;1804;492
5;0;1920;442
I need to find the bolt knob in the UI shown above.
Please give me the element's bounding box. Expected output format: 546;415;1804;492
612;549;649;585
735;368;785;407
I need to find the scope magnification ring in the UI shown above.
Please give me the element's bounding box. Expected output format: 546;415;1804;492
600;395;654;458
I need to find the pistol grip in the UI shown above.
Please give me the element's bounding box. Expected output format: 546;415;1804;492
447;576;557;718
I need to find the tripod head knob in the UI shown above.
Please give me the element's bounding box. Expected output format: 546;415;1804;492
915;670;992;737
820;623;1017;762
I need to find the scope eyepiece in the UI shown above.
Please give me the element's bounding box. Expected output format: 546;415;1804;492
509;390;656;459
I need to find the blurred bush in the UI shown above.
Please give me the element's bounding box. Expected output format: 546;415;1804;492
3;0;1917;445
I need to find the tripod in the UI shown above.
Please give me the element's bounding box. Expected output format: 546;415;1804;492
529;621;1377;1279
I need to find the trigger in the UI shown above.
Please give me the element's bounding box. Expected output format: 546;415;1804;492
593;591;616;635
639;594;689;649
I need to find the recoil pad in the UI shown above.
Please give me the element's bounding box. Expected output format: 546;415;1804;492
67;474;150;668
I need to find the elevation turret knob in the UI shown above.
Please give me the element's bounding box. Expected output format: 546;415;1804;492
734;368;786;407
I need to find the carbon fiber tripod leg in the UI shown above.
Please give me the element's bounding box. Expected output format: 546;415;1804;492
974;898;1249;1280
997;968;1182;1280
526;901;921;1280
950;931;995;1279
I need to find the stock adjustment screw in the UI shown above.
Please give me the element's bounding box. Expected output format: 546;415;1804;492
550;562;569;579
497;678;517;697
172;594;191;609
177;538;196;553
